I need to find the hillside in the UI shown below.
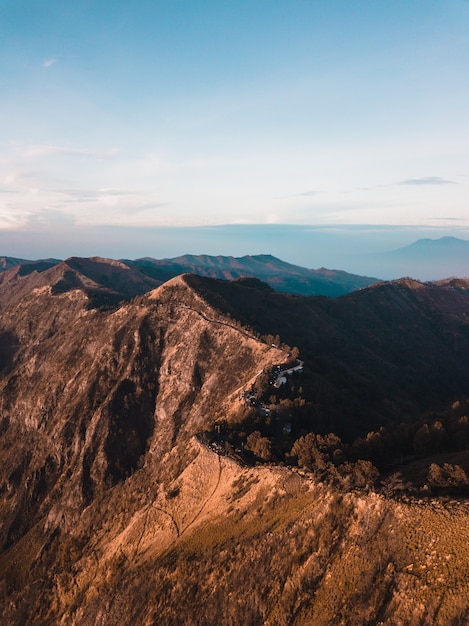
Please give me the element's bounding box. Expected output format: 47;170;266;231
124;253;378;296
4;439;469;626
0;253;377;297
2;262;469;623
185;274;469;439
0;256;162;308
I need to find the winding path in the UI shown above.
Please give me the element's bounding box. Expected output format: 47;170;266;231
179;453;223;538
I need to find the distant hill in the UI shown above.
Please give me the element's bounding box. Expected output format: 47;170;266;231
0;256;60;273
0;256;161;308
124;253;378;296
377;236;469;280
4;241;469;293
0;253;378;298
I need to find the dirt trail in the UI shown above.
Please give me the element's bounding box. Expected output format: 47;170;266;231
179;453;223;537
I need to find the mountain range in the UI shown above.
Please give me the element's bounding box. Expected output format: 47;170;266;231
2;255;469;623
0;252;377;298
2;234;469;296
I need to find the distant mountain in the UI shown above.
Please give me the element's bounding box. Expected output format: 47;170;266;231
0;256;29;270
434;276;469;294
4;242;469;294
377;236;469;281
0;256;161;308
0;253;377;297
0;256;60;273
124;253;378;296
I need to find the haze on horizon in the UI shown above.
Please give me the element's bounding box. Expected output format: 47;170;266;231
1;0;469;263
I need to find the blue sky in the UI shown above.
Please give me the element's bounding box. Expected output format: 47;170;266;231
1;0;469;260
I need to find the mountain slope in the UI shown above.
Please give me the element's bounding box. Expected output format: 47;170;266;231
3;433;469;625
2;266;469;623
124;253;378;296
183;273;469;438
0;256;162;308
0;256;60;272
0;272;287;547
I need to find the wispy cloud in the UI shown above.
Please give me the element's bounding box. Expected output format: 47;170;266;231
54;187;168;216
23;207;76;227
358;176;457;191
23;144;120;159
43;58;57;69
296;190;320;197
57;187;139;202
399;176;456;186
1;170;40;187
276;190;321;200
430;217;467;222
0;186;20;194
129;201;168;213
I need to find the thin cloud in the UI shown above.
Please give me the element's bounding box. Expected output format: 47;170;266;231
53;188;168;215
297;190;320;197
277;190;321;200
400;176;456;186
43;58;57;69
57;187;140;201
0;187;19;194
129;201;169;214
23;144;120;159
25;208;76;226
430;217;467;222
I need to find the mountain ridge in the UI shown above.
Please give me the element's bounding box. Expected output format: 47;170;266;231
124;252;379;296
0;253;378;297
0;256;163;308
2;258;469;623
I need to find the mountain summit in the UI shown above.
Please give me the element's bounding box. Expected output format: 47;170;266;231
377;236;469;280
124;253;378;296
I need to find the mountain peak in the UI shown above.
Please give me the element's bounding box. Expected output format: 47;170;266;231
146;273;192;299
129;253;377;297
410;236;469;248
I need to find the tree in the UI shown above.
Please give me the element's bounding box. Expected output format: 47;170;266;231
339;460;379;489
246;431;272;461
427;463;469;490
290;433;326;470
413;424;431;456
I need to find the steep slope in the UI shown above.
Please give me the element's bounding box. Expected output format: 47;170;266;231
124;253;378;296
3;436;469;625
0;256;162;308
183;274;469;438
0;273;289;621
2;272;469;623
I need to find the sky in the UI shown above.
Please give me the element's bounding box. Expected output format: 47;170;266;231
1;0;469;262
